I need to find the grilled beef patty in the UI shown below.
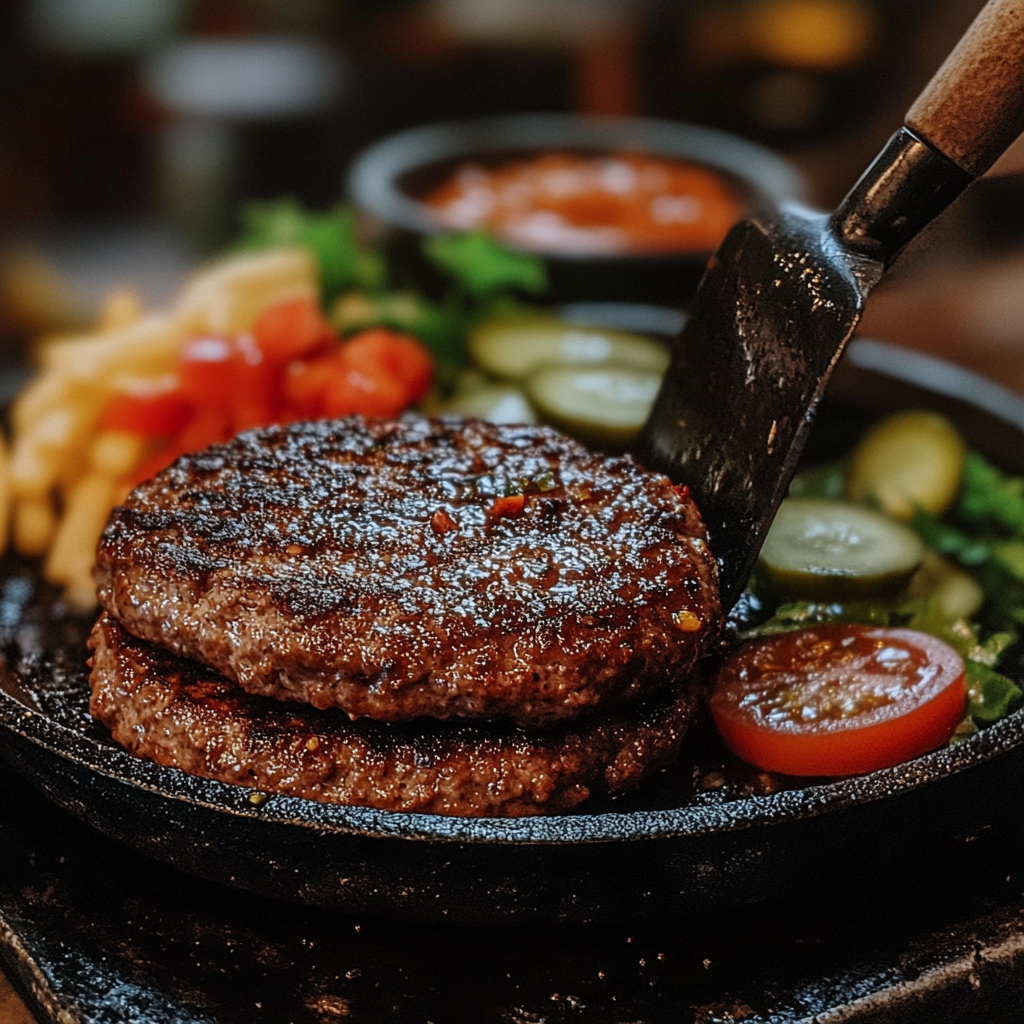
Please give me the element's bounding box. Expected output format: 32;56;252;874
89;613;704;817
95;417;720;727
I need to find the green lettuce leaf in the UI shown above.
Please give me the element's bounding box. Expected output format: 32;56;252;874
965;661;1023;723
422;231;548;299
236;199;384;303
959;451;1024;533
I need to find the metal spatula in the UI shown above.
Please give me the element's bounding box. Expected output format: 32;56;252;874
636;0;1024;609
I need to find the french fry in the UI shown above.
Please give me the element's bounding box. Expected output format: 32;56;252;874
177;248;317;334
8;247;321;593
13;496;57;557
10;437;57;498
63;573;101;614
44;472;117;588
0;434;9;555
98;288;143;331
9;372;75;436
40;313;184;382
13;398;106;499
90;431;146;479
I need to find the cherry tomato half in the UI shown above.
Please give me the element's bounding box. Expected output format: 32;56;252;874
710;624;967;777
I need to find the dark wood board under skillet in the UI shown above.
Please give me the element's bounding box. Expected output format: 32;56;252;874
0;761;1022;1024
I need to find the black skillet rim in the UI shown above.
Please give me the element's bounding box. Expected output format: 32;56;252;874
2;340;1024;845
1;687;1022;845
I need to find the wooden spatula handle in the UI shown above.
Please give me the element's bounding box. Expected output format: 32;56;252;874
906;0;1024;176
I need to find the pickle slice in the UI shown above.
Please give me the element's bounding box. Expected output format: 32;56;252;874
469;315;669;381
759;498;924;599
846;411;966;520
525;364;661;449
439;383;537;424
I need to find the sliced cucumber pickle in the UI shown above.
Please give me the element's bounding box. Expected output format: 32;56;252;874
846;411;965;520
439;383;537;425
469;315;669;381
759;497;925;599
526;364;661;449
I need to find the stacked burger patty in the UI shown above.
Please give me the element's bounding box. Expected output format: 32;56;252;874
89;416;721;817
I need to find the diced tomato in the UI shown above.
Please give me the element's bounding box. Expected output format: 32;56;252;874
710;625;967;777
253;296;336;364
101;375;192;437
124;444;179;488
229;334;282;432
340;329;434;405
322;360;408;418
171;322;430;447
283;353;338;419
177;336;236;407
179;334;287;432
174;405;234;456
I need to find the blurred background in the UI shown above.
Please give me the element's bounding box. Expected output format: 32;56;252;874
2;0;1024;386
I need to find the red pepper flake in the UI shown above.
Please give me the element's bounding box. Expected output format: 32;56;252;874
675;484;690;500
489;494;525;519
431;509;458;534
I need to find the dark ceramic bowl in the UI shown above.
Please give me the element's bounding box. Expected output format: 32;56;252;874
0;339;1022;927
346;113;806;305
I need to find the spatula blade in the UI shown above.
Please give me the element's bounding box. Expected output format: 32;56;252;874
635;206;883;607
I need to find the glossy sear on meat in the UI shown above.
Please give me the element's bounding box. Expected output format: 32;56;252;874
94;416;720;727
88;613;705;817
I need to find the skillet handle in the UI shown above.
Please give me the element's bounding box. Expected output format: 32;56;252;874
906;0;1024;176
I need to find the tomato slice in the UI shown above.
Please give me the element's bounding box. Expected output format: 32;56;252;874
710;625;967;777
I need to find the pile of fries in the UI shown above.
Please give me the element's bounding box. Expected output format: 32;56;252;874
4;247;318;609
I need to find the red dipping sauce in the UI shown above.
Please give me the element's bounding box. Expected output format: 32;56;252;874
421;151;744;256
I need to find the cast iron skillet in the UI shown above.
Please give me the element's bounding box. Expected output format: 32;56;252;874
0;340;1022;927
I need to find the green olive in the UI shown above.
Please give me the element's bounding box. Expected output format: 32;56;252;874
469;315;669;381
759;497;924;599
845;411;966;520
525;364;661;449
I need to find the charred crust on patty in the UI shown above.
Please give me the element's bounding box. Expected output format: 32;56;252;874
95;416;720;727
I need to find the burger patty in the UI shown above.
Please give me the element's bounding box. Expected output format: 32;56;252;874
95;416;720;727
89;613;704;817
